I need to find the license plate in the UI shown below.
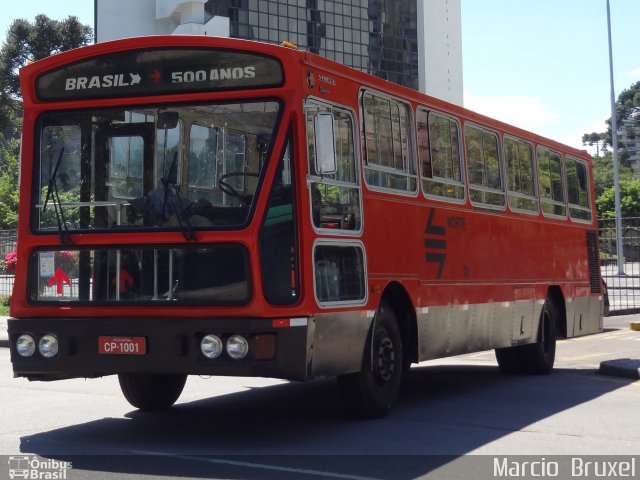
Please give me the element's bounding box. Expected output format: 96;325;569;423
98;336;146;355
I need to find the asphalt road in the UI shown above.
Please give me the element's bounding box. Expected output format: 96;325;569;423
0;315;639;480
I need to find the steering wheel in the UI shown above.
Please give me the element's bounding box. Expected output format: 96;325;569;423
218;172;259;205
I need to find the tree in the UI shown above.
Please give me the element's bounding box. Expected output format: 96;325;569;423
0;15;92;135
581;132;606;157
0;137;19;228
613;80;640;125
583;81;640;168
591;152;634;199
0;15;92;228
596;178;640;219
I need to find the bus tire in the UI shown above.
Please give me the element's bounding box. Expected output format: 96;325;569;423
518;298;558;374
495;346;522;374
494;297;558;375
337;301;403;419
118;373;187;411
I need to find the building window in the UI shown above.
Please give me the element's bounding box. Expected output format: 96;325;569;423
207;0;419;90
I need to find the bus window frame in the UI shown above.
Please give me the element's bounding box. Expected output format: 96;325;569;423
536;145;568;220
305;97;364;237
503;134;539;216
565;154;593;224
419;109;467;204
360;88;419;198
312;239;368;309
30;98;284;235
463;122;506;211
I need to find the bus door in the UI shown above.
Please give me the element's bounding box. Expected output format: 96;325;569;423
304;101;365;307
94;122;156;300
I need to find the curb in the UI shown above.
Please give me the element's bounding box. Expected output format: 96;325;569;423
599;359;640;380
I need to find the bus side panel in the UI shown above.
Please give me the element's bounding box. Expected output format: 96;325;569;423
416;298;539;361
308;312;373;378
569;286;602;337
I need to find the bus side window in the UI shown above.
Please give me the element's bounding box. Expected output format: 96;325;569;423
306;104;361;231
465;124;504;208
537;147;567;218
420;110;465;201
504;136;538;213
314;243;366;304
566;156;592;222
361;91;417;193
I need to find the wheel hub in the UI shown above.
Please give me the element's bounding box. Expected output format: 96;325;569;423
376;336;395;382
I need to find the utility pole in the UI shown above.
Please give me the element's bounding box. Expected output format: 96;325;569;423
607;0;625;275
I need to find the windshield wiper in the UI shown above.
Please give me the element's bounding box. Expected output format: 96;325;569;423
42;148;73;245
161;152;196;241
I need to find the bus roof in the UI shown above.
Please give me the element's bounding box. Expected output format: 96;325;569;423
21;34;590;161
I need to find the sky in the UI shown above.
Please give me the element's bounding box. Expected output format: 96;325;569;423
1;0;638;153
461;0;640;152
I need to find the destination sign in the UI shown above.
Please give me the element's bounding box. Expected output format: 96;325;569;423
36;48;284;100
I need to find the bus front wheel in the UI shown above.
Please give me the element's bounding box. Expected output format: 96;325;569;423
337;301;403;419
118;373;187;411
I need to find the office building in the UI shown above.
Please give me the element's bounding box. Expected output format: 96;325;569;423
95;0;463;105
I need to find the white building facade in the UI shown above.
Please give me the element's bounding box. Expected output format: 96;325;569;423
95;0;463;105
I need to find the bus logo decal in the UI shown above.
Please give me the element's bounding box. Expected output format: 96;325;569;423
65;72;141;91
424;208;446;279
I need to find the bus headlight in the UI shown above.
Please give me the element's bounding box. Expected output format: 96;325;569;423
16;334;36;357
226;335;249;360
38;334;59;358
200;334;223;359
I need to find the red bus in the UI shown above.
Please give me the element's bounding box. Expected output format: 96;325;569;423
8;36;603;418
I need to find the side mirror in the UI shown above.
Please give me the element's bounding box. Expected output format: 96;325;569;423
314;113;337;175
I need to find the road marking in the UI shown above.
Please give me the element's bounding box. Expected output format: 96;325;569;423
130;451;382;480
563;330;633;343
558;370;640;387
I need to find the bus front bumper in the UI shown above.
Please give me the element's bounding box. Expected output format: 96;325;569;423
7;316;312;381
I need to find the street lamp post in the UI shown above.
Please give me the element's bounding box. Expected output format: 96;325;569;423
607;0;625;275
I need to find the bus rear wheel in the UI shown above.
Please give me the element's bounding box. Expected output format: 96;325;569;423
118;373;187;411
337;301;403;419
495;297;558;374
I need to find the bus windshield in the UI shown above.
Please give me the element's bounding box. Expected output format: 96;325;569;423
35;100;281;234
